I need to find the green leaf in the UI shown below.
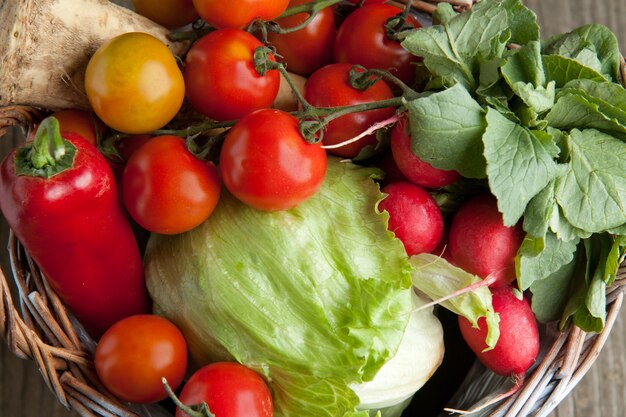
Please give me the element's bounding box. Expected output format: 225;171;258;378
523;179;558;238
404;84;487;179
500;0;540;45
545;93;626;140
555;129;626;233
562;79;626;108
409;254;500;350
558;79;626;131
500;42;556;113
502;41;545;87
530;254;577;323
145;158;421;417
483;108;561;226
517;231;580;290
606;235;626;285
542;24;621;81
401;0;510;90
542;55;607;88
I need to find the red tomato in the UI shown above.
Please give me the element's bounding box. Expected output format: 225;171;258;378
334;4;421;86
304;63;395;158
266;0;336;76
184;29;280;121
95;315;188;404
122;135;221;234
192;0;289;29
132;0;199;29
85;32;185;134
391;117;460;188
219;109;327;211
175;362;273;417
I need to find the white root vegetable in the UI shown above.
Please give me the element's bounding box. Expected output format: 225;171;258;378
0;0;188;111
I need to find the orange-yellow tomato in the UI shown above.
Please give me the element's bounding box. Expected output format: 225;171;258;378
132;0;199;30
85;32;185;134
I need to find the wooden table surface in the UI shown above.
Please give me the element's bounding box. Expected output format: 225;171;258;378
1;0;626;416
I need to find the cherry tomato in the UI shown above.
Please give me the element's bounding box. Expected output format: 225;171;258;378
192;0;289;29
184;29;280;121
95;315;188;404
391;116;460;188
132;0;199;29
175;362;273;417
122;135;221;234
304;63;395;158
266;0;336;76
85;32;185;134
219;109;327;211
334;4;421;86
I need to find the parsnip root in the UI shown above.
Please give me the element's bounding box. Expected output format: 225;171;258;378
0;0;188;111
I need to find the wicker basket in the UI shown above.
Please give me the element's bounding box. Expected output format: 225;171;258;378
1;0;626;416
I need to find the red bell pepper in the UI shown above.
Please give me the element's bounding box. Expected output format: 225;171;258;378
0;117;151;337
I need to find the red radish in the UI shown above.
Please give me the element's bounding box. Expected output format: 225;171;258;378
378;182;444;256
449;194;524;287
391;117;460;189
458;285;539;376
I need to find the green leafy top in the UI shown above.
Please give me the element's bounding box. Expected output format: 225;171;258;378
402;0;626;332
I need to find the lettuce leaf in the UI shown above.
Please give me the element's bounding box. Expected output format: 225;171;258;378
145;158;438;417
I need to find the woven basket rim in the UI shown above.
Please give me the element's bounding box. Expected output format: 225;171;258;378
1;1;626;416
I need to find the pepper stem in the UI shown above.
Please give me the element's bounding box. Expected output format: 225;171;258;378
29;116;66;169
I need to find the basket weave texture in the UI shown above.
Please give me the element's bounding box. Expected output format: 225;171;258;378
1;1;626;416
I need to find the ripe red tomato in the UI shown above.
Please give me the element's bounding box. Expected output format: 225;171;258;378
132;0;198;29
266;0;337;76
192;0;289;29
85;32;185;134
122;135;221;234
175;362;273;417
334;4;421;86
304;63;395;158
391;117;460;188
219;109;327;211
184;29;280;121
95;315;188;404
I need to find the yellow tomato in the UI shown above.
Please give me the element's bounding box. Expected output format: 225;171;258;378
85;32;185;134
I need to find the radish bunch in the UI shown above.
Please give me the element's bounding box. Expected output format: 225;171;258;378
378;117;541;378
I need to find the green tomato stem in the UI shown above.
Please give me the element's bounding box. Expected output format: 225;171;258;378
278;0;343;19
162;378;215;417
